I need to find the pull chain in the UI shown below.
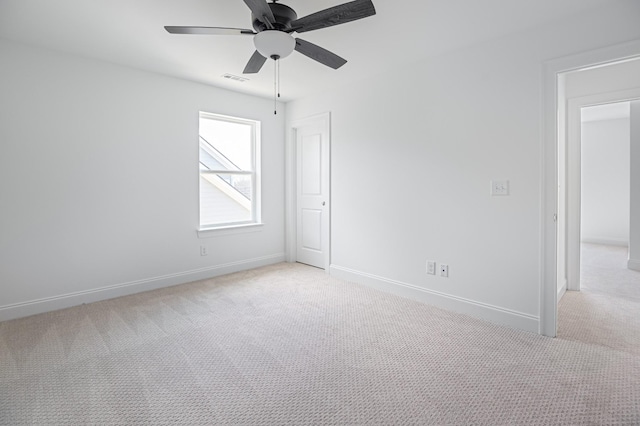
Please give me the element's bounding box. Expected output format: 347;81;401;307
273;57;277;115
271;55;282;115
277;58;281;99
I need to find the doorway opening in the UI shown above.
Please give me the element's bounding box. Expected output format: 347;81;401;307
554;62;640;346
580;101;631;269
541;42;640;337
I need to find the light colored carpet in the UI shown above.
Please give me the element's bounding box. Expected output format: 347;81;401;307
2;260;639;425
558;243;640;356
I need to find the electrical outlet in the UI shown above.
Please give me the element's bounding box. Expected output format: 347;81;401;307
200;246;208;256
440;264;449;277
427;261;436;275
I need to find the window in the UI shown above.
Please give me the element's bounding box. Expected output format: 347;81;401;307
199;112;260;229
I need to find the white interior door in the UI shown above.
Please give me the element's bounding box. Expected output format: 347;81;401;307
295;114;330;269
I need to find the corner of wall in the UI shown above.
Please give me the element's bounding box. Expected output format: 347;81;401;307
330;264;540;334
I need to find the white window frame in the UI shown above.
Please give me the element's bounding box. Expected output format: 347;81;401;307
198;112;262;235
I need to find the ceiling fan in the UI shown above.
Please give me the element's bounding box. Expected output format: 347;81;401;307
165;0;376;74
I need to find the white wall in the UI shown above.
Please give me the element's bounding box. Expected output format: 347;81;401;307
286;1;640;333
580;117;630;245
0;39;286;320
631;100;640;270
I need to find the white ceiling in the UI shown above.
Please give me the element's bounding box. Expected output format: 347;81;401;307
0;0;615;101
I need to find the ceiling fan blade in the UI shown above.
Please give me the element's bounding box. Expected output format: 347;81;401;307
290;0;376;33
243;50;268;74
242;0;275;25
294;38;347;70
165;26;255;35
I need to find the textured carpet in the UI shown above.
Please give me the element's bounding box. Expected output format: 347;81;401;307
2;260;639;425
558;243;640;356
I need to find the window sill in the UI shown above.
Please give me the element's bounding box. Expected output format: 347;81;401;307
197;223;264;239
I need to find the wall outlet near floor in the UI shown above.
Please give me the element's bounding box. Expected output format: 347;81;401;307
427;261;437;275
440;264;449;277
200;245;208;256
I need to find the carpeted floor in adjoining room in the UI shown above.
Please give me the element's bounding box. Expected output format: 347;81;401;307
1;257;639;425
558;243;640;356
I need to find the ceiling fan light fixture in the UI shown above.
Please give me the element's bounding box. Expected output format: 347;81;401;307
254;30;295;59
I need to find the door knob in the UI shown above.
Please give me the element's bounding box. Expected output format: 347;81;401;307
322;201;326;206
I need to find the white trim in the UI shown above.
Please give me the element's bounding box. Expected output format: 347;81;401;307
628;259;640;271
541;39;640;337
200;170;253;175
287;112;331;271
557;278;567;300
198;111;262;228
285;118;297;263
566;95;582;292
197;222;264;238
331;264;539;334
199;111;258;125
581;237;629;247
0;253;285;322
541;59;560;337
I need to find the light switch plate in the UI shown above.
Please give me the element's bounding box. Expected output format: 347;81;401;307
491;180;509;196
427;261;436;275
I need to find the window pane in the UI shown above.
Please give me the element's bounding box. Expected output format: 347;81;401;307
199;145;228;171
200;173;252;226
199;119;252;171
198;112;259;229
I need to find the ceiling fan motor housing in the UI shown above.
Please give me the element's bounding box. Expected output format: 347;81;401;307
252;2;298;32
254;30;295;59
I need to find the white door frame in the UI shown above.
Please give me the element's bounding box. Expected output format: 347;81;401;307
286;112;331;270
566;90;640;293
541;40;640;337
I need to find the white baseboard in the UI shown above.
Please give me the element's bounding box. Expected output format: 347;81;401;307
330;264;539;334
557;278;567;300
0;253;285;322
581;237;628;247
629;259;640;272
